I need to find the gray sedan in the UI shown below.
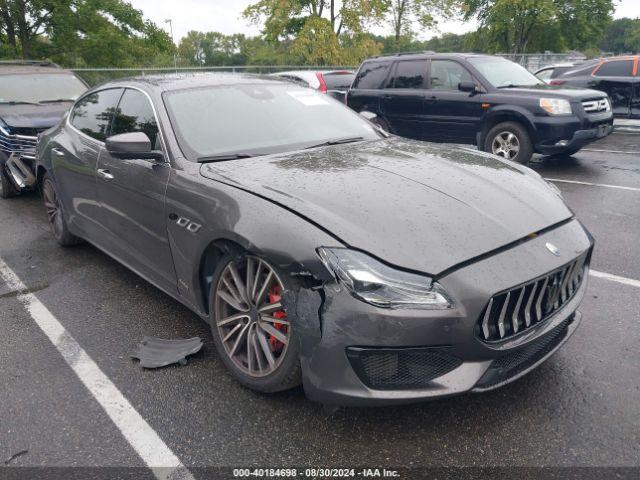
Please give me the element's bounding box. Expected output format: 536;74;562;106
36;73;593;406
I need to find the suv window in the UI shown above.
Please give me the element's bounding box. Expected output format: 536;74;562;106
430;60;473;90
323;72;355;90
353;61;390;89
389;60;428;89
595;60;634;77
111;89;159;148
70;88;123;142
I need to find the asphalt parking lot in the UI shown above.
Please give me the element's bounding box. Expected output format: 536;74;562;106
1;130;638;478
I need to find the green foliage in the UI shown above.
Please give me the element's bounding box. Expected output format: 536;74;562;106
598;17;640;54
0;0;174;66
243;0;386;64
386;0;460;51
462;0;615;54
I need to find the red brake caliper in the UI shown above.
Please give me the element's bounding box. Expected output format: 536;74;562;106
267;285;288;353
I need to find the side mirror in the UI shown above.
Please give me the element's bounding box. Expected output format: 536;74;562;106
105;132;163;160
458;81;479;93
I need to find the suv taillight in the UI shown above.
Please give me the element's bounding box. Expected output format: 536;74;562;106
316;72;327;93
549;80;566;86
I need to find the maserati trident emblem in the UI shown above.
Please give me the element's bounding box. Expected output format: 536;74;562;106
545;242;561;256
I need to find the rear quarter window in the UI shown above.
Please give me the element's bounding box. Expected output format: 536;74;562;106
353;61;390;89
595;60;634;77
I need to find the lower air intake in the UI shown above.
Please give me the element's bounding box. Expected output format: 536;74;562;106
346;347;462;390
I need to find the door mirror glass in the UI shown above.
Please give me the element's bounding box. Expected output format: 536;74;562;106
106;132;161;160
458;81;477;93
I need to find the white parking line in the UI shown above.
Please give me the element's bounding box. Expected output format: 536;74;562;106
545;178;640;192
582;148;640;154
0;258;194;480
589;270;640;289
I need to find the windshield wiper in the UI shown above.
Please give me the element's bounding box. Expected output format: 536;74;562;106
197;153;255;163
496;84;522;89
38;98;75;104
304;136;365;150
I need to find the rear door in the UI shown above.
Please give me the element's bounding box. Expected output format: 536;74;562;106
346;60;391;116
379;59;429;139
94;88;177;291
424;60;484;143
53;87;123;238
590;59;635;117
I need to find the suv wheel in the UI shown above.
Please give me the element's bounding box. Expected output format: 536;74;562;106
209;253;302;393
484;121;533;165
0;155;19;199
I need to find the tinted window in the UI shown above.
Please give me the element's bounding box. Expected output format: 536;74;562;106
323;72;355;90
390;60;427;89
596;60;633;77
70;88;123;142
430;60;474;90
111;89;159;148
353;61;390;89
164;84;380;159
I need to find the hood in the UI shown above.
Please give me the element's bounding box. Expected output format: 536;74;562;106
496;85;606;100
200;138;572;275
0;102;72;129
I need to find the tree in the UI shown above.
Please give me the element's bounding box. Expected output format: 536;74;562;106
462;0;615;54
599;17;640;54
0;0;173;66
243;0;387;64
386;0;459;51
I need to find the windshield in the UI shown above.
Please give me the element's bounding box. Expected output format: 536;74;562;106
164;83;381;159
0;73;87;103
468;57;544;88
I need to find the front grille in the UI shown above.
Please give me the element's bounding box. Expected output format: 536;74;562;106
474;316;571;390
0;129;38;156
582;97;610;113
346;347;462;390
478;254;588;342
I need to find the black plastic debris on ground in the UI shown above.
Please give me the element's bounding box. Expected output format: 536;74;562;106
131;337;203;369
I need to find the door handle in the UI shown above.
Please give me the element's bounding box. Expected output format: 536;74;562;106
51;148;65;156
97;168;114;180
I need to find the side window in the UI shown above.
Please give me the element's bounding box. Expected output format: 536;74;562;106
536;69;553;82
353;61;390;89
595;60;634;77
111;89;159;149
70;88;123;142
430;60;473;91
388;60;428;89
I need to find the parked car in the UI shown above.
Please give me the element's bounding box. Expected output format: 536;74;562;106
271;70;355;101
36;73;593;406
534;62;594;83
547;55;640;119
0;60;88;198
347;53;614;164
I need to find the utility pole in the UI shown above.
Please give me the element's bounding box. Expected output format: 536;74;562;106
165;19;178;71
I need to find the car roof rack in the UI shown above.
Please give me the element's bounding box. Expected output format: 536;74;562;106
373;51;437;59
0;60;60;68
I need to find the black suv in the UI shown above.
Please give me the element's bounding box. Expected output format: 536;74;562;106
347;53;614;164
0;60;87;198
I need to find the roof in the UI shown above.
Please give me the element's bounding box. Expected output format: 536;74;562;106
106;72;294;92
0;60;71;76
365;52;490;62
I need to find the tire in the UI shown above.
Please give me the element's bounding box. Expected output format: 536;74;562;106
208;252;302;393
484;121;534;165
0;155;19;199
41;173;83;246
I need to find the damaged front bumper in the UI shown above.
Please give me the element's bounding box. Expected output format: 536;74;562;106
298;219;592;406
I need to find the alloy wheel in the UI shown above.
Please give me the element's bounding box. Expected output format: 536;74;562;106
42;180;64;239
214;256;290;378
491;131;520;160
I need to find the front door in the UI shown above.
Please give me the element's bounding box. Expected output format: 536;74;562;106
590;59;635;117
95;88;176;291
424;60;484;144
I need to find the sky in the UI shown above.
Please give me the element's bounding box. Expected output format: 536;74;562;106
128;0;640;43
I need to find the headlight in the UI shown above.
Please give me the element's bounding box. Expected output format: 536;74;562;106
0;118;11;136
317;248;453;309
539;98;572;115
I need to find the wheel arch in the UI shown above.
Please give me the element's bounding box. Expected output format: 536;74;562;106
479;107;537;149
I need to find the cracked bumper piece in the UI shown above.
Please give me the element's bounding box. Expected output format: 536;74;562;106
300;219;592;406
